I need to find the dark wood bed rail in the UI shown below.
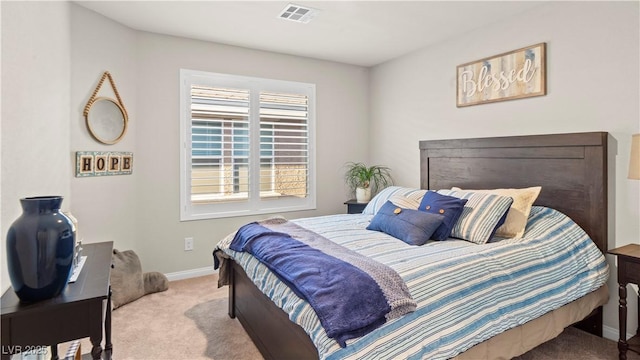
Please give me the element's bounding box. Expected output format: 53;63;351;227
227;260;319;360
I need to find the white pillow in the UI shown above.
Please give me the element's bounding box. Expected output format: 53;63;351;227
451;186;542;238
388;194;421;210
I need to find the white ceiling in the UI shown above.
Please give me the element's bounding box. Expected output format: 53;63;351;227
75;1;544;67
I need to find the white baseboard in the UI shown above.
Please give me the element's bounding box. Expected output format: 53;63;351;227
603;324;634;342
165;266;217;282
603;325;618;341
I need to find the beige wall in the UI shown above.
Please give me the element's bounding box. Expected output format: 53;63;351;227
369;0;639;340
68;5;370;275
1;1;72;293
133;32;369;274
1;2;369;290
2;0;638;341
70;4;138;252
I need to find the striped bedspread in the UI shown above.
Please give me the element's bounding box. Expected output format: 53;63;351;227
228;219;416;346
216;206;609;359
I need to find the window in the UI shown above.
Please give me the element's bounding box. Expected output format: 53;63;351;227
180;70;316;220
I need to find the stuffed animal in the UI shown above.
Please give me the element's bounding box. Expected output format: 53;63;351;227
111;249;169;309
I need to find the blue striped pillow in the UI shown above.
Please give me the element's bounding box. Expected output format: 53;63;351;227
362;187;427;215
388;194;421;210
437;190;514;244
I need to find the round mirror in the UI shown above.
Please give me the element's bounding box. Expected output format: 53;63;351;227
85;97;128;145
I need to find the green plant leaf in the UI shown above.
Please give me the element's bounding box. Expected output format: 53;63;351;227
344;162;393;195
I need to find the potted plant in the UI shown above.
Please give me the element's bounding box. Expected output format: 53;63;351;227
344;162;393;203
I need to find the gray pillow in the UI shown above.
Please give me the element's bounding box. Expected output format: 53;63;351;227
111;249;145;309
144;271;169;294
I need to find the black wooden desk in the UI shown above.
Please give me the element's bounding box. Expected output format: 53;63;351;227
609;244;640;360
1;241;113;360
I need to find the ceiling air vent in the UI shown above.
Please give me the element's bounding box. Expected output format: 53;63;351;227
278;3;319;24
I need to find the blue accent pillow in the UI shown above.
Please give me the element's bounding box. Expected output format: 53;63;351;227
418;191;468;240
367;201;444;246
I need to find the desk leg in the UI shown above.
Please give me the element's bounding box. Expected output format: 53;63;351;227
50;344;58;360
104;286;113;360
619;283;628;360
89;300;103;360
90;339;103;360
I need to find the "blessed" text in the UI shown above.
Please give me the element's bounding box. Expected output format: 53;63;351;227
460;58;536;97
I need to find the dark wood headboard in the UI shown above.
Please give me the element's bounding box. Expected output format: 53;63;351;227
419;132;609;253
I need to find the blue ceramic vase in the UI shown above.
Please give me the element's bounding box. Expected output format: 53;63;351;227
6;196;75;302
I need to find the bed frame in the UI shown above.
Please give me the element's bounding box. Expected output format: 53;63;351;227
226;131;610;360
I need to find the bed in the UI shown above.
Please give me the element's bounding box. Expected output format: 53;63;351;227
214;131;610;360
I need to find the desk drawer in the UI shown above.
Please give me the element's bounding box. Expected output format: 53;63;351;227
619;258;640;285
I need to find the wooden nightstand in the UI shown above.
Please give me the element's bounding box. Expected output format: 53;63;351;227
344;199;368;214
1;242;114;360
609;244;640;360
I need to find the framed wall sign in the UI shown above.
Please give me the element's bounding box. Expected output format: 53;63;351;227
456;43;546;107
75;151;133;177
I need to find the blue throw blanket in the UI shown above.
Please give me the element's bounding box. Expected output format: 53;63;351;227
228;218;416;347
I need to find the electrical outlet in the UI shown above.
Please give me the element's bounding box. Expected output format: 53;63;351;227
184;237;194;251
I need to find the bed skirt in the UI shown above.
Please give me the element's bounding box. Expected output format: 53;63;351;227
454;284;609;359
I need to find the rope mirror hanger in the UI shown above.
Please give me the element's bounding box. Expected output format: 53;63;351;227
83;71;129;145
